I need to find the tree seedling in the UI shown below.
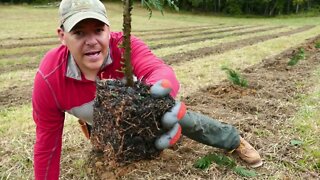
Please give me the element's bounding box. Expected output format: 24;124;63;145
221;66;248;87
122;0;179;86
91;0;180;168
288;48;305;66
194;153;257;177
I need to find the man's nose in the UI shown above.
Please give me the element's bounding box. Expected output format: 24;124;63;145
85;34;98;46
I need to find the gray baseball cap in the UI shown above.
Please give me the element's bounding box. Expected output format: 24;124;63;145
59;0;110;32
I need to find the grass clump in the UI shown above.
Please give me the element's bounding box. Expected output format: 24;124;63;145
315;41;320;48
194;153;257;177
288;48;305;66
221;66;248;87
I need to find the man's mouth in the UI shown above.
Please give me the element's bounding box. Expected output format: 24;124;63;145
84;51;101;56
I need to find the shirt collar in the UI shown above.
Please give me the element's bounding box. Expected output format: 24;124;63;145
66;49;113;80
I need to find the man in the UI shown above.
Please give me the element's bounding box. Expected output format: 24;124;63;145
32;0;262;179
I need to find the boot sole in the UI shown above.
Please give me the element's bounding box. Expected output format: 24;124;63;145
249;160;263;168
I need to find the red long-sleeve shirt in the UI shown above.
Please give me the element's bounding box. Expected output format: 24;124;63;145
32;32;179;180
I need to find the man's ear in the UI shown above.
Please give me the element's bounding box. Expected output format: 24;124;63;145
57;28;66;45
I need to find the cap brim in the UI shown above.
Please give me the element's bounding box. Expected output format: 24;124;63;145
63;11;110;32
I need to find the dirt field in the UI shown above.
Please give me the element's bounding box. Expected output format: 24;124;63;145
1;20;320;179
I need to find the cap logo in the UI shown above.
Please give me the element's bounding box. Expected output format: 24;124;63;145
71;0;92;11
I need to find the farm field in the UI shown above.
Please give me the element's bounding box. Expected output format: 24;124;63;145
1;2;320;179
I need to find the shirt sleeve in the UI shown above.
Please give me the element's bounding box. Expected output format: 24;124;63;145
32;71;65;180
130;35;180;98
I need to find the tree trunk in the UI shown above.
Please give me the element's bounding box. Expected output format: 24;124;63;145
269;3;276;16
123;0;134;87
296;3;299;13
286;0;291;14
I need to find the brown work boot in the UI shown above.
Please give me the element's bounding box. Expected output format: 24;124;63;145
234;137;263;168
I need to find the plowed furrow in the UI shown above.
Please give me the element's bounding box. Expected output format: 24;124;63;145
143;25;246;41
0;40;59;50
133;24;224;35
144;26;252;41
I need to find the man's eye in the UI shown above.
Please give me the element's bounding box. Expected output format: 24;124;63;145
96;28;104;33
73;31;83;36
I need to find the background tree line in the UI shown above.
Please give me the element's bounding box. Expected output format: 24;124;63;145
177;0;320;16
1;0;320;16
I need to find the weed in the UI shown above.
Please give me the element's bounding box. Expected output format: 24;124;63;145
288;48;305;66
194;153;257;177
315;41;320;48
221;66;248;87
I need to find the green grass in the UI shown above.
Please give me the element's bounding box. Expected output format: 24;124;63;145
0;105;34;179
0;69;35;90
288;48;305;66
292;68;320;172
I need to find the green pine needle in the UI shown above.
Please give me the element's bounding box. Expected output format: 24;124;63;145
211;154;237;168
232;166;257;177
194;153;257;177
194;153;236;169
141;0;179;18
194;156;213;169
221;66;248;87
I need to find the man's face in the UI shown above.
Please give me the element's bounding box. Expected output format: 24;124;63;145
58;19;110;77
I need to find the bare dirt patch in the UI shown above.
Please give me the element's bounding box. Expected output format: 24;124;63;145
163;25;315;65
87;35;320;179
0;62;38;76
0;83;33;109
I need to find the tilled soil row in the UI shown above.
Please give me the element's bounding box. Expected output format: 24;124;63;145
143;25;245;41
118;35;320;180
0;49;48;60
152;25;284;50
0;39;60;50
162;25;315;65
0;35;56;42
0;83;33;109
133;24;225;36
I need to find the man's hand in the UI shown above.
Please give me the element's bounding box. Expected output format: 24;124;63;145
150;79;187;150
